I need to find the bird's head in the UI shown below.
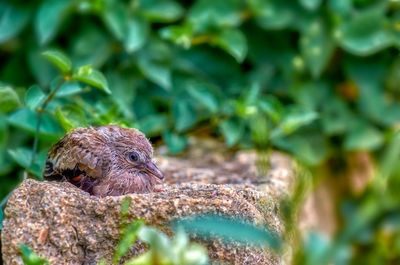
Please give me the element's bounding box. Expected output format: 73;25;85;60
93;126;164;196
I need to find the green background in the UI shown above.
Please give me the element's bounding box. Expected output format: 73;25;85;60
2;0;400;264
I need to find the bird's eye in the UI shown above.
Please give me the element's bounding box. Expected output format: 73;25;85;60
128;152;139;162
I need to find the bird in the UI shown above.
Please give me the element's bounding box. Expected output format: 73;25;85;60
43;125;164;197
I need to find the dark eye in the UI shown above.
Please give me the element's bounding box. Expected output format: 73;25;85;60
128;152;139;162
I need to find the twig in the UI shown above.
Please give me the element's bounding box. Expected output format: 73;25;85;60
30;79;65;167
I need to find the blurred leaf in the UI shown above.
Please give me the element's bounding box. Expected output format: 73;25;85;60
219;117;244;147
328;0;352;15
71;27;112;68
55;81;84;97
174;100;197;132
280;109;318;135
188;0;242;30
321;97;354;135
300;19;334;78
138;42;172;89
55;105;87;131
303;231;331;265
344;123;384;151
259;96;283;123
137;226;171;262
42;50;72;73
272;133;327;165
0;85;21;113
175;215;281;251
19;243;49;265
35;0;71;45
7;108;63;136
250;114;270;147
160;23;193;49
213;29;247;63
28;49;58;87
112;220;145;264
124;17;149;53
163;131;188;154
139;0;184;23
299;0;322;11
73;65;111;94
102;1;128;41
248;0;295;30
24;85;46;111
187;81;219;113
337;8;391;56
120;196;132;217
138;115;168;137
0;2;31;43
8;147;47;177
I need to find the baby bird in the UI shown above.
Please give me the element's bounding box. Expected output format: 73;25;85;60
44;125;164;197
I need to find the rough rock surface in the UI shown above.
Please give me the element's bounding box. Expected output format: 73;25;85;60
2;138;294;265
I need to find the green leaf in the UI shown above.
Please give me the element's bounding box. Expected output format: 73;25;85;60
187;81;219;113
0;85;21;113
163;131;188;154
137;226;172;260
28;49;58;87
0;2;31;43
213;29;247;63
124;18;149;53
102;1;129;41
42;50;72;73
7;108;63;137
300;19;334;78
35;0;71;45
72;65;111;94
248;0;294;30
55;105;87;131
160;23;193;49
138;115;168;137
139;0;184;23
344;123;384;151
8;147;47;177
336;9;391;56
55;81;84;97
173;100;197;132
71;27;112;68
175;215;281;251
299;0;322;11
219;117;244;147
24;85;46;111
19;243;49;265
112;220;145;264
188;0;242;29
259;96;283;123
328;0;352;15
280;109;318;135
138;42;172;89
120;196;132;217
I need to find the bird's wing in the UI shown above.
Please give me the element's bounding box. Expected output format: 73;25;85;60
44;128;109;181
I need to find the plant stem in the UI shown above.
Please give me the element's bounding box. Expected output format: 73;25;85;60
30;79;65;167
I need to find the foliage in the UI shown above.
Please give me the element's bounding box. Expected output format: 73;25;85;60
2;0;400;264
19;244;49;265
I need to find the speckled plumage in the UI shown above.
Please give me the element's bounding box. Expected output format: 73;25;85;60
44;125;164;197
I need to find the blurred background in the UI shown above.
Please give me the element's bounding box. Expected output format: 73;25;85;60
1;0;400;264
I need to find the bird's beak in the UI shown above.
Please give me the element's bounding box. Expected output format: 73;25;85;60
144;161;164;181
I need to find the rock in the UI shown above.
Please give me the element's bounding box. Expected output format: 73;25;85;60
1;146;294;265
